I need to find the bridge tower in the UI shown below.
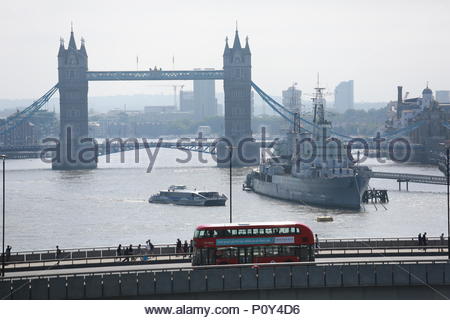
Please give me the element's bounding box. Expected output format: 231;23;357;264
53;28;96;170
218;29;259;166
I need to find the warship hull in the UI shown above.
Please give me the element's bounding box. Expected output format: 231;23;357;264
249;174;370;210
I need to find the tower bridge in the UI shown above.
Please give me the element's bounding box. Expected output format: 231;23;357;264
0;27;258;169
52;27;257;170
1;27;445;170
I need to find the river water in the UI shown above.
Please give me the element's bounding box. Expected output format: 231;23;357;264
1;148;447;251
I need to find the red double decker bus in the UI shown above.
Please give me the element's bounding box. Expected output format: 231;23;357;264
192;222;315;266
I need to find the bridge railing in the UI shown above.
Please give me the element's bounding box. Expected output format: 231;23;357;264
6;237;447;263
2;252;193;273
3;245;447;273
370;171;447;184
5;244;178;263
318;236;446;248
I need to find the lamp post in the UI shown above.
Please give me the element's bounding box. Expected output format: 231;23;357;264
447;149;450;260
1;155;5;277
229;147;233;224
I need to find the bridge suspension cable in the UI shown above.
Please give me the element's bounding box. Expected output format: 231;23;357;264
251;82;352;139
251;82;429;141
0;84;59;137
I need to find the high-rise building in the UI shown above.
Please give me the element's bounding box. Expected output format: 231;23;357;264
282;84;302;113
436;90;450;104
334;80;354;111
193;68;218;118
179;90;195;113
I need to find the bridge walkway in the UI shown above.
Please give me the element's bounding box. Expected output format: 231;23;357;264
370;171;447;185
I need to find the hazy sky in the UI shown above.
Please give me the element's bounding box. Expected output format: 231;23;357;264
1;0;449;102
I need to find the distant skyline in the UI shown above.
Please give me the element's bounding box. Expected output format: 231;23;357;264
1;0;449;102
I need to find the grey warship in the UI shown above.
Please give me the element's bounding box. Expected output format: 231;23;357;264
245;86;371;210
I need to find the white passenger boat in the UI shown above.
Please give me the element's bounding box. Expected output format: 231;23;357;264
148;185;227;206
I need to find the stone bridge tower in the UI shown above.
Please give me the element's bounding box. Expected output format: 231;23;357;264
53;29;96;170
218;29;259;167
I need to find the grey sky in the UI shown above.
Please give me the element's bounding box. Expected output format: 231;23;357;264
1;0;449;102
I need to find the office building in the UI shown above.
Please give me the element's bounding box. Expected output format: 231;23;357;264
282;84;302;113
334;80;354;111
193;68;218;118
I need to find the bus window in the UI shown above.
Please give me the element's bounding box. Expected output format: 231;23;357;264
231;229;238;236
279;228;289;234
198;230;206;238
259;228;265;235
216;229;227;237
272;246;279;256
265;228;273;235
252;228;259;235
299;245;309;260
238;229;247;236
273;228;280;235
261;247;267;256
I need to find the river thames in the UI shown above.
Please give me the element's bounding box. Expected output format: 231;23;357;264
2;148;447;251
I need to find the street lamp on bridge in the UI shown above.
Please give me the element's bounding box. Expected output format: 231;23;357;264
227;146;236;224
447;149;450;260
1;155;6;277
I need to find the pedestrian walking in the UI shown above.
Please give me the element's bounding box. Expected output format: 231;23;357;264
176;238;182;254
440;233;445;252
418;233;422;246
5;245;11;262
423;232;427;246
189;240;193;253
117;244;122;257
129;244;135;262
122;247;130;262
56;245;62;265
183;240;188;254
315;234;320;249
146;239;154;254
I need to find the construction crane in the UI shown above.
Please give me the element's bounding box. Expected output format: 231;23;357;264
404;91;410;100
146;84;185;109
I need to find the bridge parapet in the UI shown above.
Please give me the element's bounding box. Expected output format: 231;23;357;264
1;260;449;299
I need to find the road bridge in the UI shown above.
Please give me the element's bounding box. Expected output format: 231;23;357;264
2;246;448;275
1;258;449;300
2;237;447;275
